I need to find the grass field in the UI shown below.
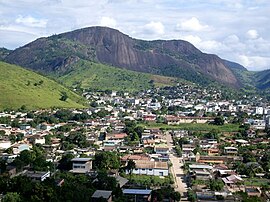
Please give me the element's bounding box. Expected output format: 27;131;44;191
0;61;86;110
58;60;180;92
139;122;240;132
244;178;270;187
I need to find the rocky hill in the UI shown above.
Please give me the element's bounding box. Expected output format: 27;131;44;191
5;26;240;88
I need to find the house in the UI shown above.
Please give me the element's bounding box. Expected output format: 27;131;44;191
105;133;127;141
189;164;213;171
24;171;50;182
123;189;152;202
222;175;243;187
224;147;238;155
69;158;92;174
0;140;11;150
121;154;151;165
143;139;155;147
12;144;30;154
143;114;156;122
154;146;169;155
182;144;195;157
165;115;214;125
129;160;169;176
245;187;261;197
92;190;112;202
251;119;266;130
196;153;242;164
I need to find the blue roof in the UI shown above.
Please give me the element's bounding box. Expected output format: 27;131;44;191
123;189;152;195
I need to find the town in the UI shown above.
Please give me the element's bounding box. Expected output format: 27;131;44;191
0;83;270;202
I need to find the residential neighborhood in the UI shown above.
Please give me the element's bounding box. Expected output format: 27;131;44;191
0;84;270;201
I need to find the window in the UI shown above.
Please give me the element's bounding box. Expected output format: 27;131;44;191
149;169;152;171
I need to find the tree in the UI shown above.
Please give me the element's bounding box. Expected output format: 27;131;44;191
9;134;16;144
209;179;224;191
58;153;74;171
2;192;21;202
60;92;68;101
187;190;196;202
94;152;120;170
170;191;181;202
126;160;136;179
213;116;224;125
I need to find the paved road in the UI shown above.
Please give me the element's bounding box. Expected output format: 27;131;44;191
166;132;188;199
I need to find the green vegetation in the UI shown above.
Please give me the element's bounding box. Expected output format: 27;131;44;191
139;122;240;132
243;178;270;187
58;60;179;92
0;61;86;110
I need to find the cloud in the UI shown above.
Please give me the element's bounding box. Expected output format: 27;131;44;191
239;55;270;70
99;17;117;28
246;29;259;39
0;0;270;70
181;35;202;46
176;17;209;32
143;21;164;35
15;15;48;28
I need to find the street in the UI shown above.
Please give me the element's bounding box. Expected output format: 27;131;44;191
166;132;188;200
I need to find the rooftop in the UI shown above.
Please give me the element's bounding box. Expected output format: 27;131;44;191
71;157;92;162
123;189;152;195
92;190;112;199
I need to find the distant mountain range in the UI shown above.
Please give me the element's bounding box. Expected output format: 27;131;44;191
0;26;269;91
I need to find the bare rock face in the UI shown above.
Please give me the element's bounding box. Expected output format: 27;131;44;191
5;26;240;87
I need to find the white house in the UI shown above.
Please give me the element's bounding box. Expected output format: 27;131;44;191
255;107;264;115
128;160;169;176
0;140;11;150
154;146;169;155
70;157;92;174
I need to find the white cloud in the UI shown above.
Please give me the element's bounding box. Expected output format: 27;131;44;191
224;35;240;44
15;15;48;28
99;17;117;28
143;21;164;35
176;17;209;32
246;29;259;39
0;0;270;70
181;35;202;46
239;55;270;70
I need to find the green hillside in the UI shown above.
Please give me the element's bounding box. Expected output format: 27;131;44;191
0;62;86;110
254;69;270;89
58;60;181;92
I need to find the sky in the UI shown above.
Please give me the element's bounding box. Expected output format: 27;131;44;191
0;0;270;71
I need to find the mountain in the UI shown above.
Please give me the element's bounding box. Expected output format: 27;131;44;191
254;69;270;89
0;48;11;60
5;26;240;88
58;60;181;92
0;61;86;110
223;60;247;71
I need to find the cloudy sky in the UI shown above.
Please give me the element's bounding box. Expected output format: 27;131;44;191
0;0;270;71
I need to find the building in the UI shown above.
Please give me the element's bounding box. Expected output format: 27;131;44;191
123;189;152;202
154;146;169;155
128;160;169;176
224;147;238;155
92;190;112;202
70;158;92;174
24;171;50;182
165;115;213;125
0;141;11;150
